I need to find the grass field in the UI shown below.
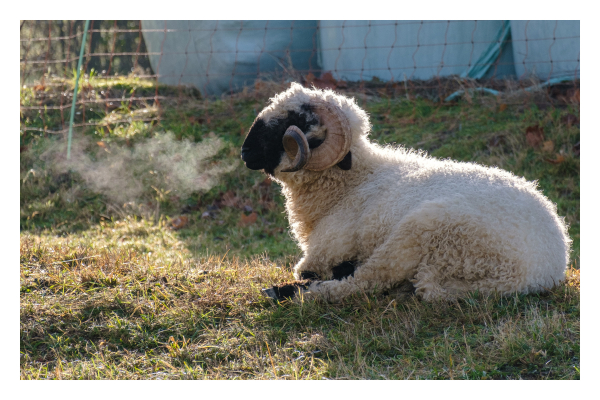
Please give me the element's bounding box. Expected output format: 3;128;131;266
20;74;580;379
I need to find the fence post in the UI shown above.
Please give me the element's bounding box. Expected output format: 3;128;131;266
67;20;90;160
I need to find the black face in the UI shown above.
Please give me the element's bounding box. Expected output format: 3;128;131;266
241;105;319;175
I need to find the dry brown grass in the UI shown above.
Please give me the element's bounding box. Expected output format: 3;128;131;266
20;225;580;380
565;266;580;290
20;74;579;379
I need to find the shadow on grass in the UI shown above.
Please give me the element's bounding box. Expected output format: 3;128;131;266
253;286;580;380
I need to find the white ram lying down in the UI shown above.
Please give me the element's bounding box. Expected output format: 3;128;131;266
241;83;571;302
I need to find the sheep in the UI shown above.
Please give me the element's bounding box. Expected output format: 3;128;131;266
241;83;571;302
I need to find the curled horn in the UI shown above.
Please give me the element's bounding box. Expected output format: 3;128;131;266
281;125;310;172
280;99;351;173
304;99;352;171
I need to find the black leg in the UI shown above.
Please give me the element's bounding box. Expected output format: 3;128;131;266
331;260;357;281
300;271;321;281
263;281;310;301
262;262;357;301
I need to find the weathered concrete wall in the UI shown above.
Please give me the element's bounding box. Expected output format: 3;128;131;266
511;20;580;80
318;20;516;82
142;20;579;95
142;20;319;96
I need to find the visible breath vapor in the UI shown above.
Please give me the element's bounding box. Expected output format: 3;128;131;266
39;132;236;205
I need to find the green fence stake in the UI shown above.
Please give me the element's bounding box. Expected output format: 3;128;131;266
67;20;90;160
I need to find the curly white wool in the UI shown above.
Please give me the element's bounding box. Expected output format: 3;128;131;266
265;83;571;301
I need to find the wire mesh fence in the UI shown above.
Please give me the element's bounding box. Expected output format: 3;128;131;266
20;20;580;138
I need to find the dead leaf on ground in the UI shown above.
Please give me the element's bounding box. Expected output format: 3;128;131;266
259;193;277;211
545;154;566;164
488;134;505;148
239;212;257;227
305;71;338;90
542;140;555;153
260;176;272;187
169;215;188;230
267;227;285;236
219;191;239;208
498;104;507;112
561;113;579;127
318;71;337;87
188;116;204;125
525;125;545;148
96;141;106;148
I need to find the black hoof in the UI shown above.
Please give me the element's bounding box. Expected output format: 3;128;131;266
262;283;309;301
262;287;278;300
300;271;321;281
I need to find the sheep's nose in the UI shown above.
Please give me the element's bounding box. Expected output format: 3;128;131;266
241;148;250;161
241;147;258;163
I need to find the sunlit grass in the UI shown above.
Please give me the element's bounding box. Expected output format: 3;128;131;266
20;229;579;380
20;76;579;379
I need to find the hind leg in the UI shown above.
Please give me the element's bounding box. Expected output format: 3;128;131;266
408;222;525;301
411;247;523;301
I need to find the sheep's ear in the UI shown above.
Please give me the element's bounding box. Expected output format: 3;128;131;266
337;151;352;170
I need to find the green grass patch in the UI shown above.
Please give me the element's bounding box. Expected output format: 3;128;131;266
19;237;580;379
20;76;580;379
